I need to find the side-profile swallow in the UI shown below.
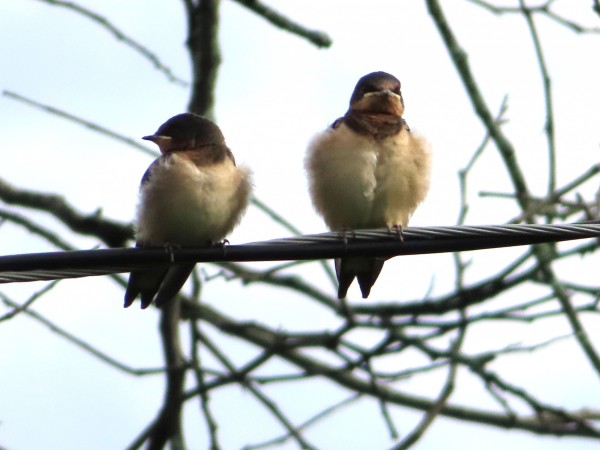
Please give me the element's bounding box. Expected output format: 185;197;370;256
124;113;252;308
305;71;431;299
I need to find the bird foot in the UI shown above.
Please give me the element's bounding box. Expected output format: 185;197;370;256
337;228;356;253
213;239;230;257
163;242;175;263
338;228;356;244
388;224;404;242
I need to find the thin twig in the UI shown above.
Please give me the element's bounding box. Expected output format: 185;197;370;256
185;0;221;118
182;300;600;438
0;208;76;251
147;300;187;450
243;394;362;450
391;316;465;450
0;176;131;247
467;0;600;33
251;196;337;289
197;330;318;450
230;0;332;48
191;322;222;450
426;0;533;212
1;296;165;375
0;280;60;322
3;91;157;158
519;0;557;196
32;0;188;85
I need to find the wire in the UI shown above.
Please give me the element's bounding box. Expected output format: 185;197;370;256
0;222;598;284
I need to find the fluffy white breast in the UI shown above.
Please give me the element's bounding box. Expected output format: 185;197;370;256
371;128;431;227
306;122;430;230
306;123;379;230
135;153;251;246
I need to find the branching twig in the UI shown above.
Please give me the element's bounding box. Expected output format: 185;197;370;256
32;0;188;85
147;300;187;450
191;322;222;450
0;208;75;251
184;0;221;118
181;300;600;438
518;0;557;196
426;0;533;212
251;196;337;287
243;394;362;450
467;0;600;33
197;330;318;450
0;281;60;322
0;176;131;248
2;91;157;157
1;295;164;375
454;96;509;288
230;0;332;48
391;315;465;450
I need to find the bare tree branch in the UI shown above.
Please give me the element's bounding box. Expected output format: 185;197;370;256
1;295;165;375
196;329;319;450
467;0;600;33
518;0;557;195
426;0;533;213
231;0;332;48
147;300;187;450
427;0;600;382
2;91;157;158
32;0;188;85
181;299;600;437
185;0;221;118
3;2;600;448
244;395;362;449
0;208;75;251
392;317;465;450
0;177;131;248
190;320;222;450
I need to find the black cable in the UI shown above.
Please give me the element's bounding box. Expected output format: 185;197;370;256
0;222;598;283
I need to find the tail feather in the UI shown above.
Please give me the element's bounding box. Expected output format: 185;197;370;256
124;266;168;308
124;263;195;309
154;263;196;307
356;258;384;298
335;258;355;299
335;257;386;299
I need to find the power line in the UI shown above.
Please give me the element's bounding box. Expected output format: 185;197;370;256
0;222;598;283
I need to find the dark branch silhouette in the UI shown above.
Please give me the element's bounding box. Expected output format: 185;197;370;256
2;2;600;449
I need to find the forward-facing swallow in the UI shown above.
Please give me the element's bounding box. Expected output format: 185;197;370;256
124;113;252;308
305;71;431;299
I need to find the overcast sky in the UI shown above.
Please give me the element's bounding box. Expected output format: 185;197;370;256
1;1;600;449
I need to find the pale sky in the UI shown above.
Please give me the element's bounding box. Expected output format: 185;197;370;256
1;1;600;449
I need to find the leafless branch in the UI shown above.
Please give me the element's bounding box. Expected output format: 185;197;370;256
1;295;165;375
32;0;188;85
2;91;156;157
0;176;131;248
518;0;557;195
231;0;332;48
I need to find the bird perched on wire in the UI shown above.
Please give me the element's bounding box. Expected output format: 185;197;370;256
124;113;252;309
305;71;431;299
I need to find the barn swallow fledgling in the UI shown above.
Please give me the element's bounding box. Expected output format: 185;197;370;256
124;113;252;309
305;71;431;299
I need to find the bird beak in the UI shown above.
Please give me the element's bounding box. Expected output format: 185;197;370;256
142;134;172;143
364;90;402;101
142;135;173;153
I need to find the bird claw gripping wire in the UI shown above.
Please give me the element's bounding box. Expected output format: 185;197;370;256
163;242;177;263
214;239;230;257
389;224;404;242
337;228;357;254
